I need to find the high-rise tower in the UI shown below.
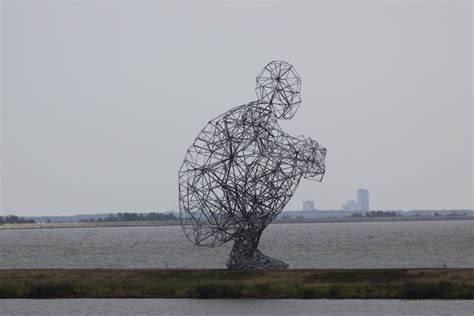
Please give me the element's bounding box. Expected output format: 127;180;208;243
357;188;369;211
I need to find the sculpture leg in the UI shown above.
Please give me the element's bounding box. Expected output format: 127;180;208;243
226;225;289;270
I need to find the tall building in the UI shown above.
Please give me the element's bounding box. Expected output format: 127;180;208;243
342;200;358;212
357;188;369;211
302;200;315;211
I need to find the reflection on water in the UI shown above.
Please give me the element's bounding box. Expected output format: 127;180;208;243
1;299;473;316
0;221;472;269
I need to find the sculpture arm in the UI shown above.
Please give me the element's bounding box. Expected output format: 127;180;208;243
267;129;327;182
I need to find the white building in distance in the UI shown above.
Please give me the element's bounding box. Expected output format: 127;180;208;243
302;200;316;211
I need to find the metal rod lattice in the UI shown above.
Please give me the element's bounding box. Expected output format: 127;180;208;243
178;61;327;269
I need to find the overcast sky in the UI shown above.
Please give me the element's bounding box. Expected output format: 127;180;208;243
1;1;472;216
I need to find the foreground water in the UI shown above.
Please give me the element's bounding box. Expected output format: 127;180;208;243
1;220;472;269
1;299;473;315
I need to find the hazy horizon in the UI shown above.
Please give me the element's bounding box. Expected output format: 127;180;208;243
8;208;474;219
2;1;472;216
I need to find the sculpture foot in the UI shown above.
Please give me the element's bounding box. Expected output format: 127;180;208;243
226;249;289;270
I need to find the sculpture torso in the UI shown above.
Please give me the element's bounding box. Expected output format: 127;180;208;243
179;102;303;246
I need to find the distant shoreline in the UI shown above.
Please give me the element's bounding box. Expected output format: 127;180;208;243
0;216;473;230
0;268;472;299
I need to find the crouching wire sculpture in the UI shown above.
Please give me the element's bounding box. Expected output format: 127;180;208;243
178;61;327;270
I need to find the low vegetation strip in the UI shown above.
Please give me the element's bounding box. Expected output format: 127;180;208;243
0;268;472;299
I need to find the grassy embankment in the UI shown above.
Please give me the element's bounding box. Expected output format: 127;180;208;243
0;269;472;299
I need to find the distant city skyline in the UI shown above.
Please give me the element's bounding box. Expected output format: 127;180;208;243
340;188;370;212
2;2;472;216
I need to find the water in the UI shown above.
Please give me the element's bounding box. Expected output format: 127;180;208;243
1;220;472;269
0;299;473;315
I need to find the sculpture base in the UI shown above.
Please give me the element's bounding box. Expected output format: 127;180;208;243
226;249;289;270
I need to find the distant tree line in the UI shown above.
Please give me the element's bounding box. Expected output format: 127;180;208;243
79;212;178;223
0;215;35;225
366;210;401;217
350;211;401;217
434;211;468;217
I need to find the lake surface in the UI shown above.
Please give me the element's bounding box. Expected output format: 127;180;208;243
1;220;472;269
1;299;473;316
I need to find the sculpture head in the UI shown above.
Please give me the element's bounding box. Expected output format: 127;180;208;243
256;61;302;119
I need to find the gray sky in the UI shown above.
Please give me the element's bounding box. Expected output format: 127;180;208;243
1;1;472;216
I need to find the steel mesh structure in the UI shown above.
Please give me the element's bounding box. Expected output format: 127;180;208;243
178;61;326;269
